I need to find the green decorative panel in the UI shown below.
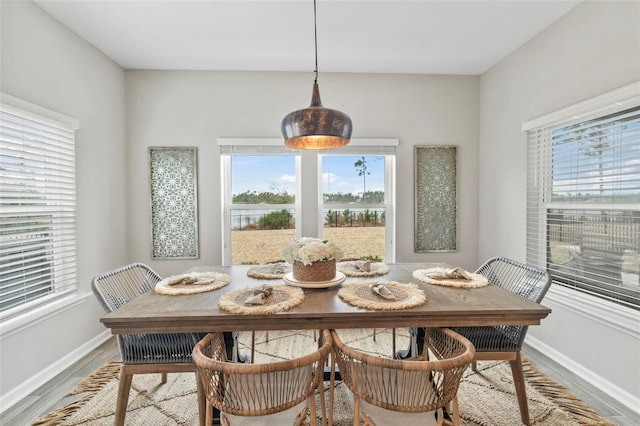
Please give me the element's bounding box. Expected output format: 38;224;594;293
149;147;199;259
414;146;457;252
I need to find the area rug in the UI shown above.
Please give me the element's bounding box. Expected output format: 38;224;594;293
33;329;614;425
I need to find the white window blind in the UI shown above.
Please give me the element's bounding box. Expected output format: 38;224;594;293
218;138;398;156
0;93;79;317
525;83;640;310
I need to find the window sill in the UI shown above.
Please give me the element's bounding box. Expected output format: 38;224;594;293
545;284;640;339
0;292;90;340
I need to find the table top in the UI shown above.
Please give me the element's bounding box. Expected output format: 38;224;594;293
100;263;551;334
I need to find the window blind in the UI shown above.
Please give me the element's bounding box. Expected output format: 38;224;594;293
526;87;640;310
219;145;298;155
218;138;398;156
0;94;79;316
321;144;397;156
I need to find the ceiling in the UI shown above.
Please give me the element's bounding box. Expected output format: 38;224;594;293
34;0;581;75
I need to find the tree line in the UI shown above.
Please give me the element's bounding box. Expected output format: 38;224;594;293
233;190;385;204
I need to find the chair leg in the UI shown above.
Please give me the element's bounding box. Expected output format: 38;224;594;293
441;397;460;426
451;396;461;426
373;328;376;341
160;372;168;384
205;402;214;426
309;390;317;426
329;355;336;426
471;360;477;371
195;371;206;426
510;353;530;426
115;366;133;426
251;331;256;363
317;381;327;426
392;328;396;358
294;408;306;426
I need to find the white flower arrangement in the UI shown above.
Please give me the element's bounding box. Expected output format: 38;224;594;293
283;237;344;265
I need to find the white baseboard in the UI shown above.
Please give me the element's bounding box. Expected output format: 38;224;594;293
0;329;113;414
526;334;640;416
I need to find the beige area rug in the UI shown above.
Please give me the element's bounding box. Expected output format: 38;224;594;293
33;329;614;425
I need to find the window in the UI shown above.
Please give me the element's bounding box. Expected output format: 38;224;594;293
320;145;396;262
220;139;397;265
220;140;300;265
524;83;640;310
0;93;79;318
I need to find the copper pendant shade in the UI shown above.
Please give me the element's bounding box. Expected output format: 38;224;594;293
281;0;352;149
281;81;352;149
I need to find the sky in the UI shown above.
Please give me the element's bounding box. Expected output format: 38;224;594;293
231;155;385;196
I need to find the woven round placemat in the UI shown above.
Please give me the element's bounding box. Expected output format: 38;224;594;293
338;281;426;310
413;267;489;288
154;272;231;295
219;285;304;314
336;261;390;277
246;263;291;279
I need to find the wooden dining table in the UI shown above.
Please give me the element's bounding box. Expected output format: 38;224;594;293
100;263;551;334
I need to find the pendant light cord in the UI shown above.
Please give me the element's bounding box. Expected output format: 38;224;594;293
313;0;318;83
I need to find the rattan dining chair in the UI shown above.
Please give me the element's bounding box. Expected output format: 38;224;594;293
193;329;333;426
331;327;475;426
91;263;206;426
451;256;552;426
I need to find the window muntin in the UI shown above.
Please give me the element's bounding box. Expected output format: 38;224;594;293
526;91;640;310
0;94;79;318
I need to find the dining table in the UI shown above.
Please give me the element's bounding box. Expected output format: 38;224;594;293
100;263;551;335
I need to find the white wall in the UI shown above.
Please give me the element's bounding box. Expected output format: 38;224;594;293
4;0;638;415
0;0;127;405
479;0;640;407
126;71;480;277
1;2;481;406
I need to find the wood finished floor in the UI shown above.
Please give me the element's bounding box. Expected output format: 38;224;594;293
2;336;638;425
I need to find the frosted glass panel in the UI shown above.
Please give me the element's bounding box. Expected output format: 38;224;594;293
149;147;199;259
415;146;457;252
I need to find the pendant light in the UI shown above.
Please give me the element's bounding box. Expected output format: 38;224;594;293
281;0;352;149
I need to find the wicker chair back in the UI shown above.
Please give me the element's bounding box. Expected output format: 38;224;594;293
331;327;474;425
454;257;551;352
91;263;206;426
193;330;333;426
452;257;552;425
